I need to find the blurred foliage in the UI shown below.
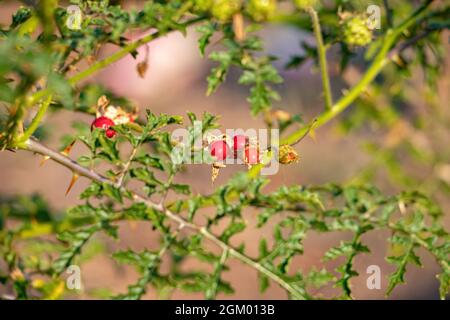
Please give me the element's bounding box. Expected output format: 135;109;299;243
0;0;449;300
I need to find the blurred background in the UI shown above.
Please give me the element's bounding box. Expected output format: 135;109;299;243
0;0;449;299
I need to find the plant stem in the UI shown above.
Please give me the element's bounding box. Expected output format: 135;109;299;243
115;147;138;188
281;1;434;146
16;95;52;144
23;138;307;300
307;7;332;110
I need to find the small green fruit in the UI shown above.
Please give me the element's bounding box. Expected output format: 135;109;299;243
211;0;242;22
246;0;277;22
193;0;213;13
341;13;373;47
294;0;319;10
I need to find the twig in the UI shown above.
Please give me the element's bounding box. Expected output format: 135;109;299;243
115;147;138;188
16;95;52;145
23;138;307;300
280;0;435;146
307;7;333;110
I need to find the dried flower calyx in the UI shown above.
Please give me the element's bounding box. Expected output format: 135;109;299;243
278;144;300;164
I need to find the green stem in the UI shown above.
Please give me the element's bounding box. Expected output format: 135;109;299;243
308;7;332;110
16;95;52;145
281;1;433;146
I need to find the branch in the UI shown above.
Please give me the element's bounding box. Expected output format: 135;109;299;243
23;138;307;300
16;95;52;145
281;0;434;146
307;7;333;110
115;146;138;188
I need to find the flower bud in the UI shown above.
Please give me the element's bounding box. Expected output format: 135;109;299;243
193;0;213;13
211;0;242;22
340;13;373;47
294;0;319;10
278;145;299;164
246;0;277;22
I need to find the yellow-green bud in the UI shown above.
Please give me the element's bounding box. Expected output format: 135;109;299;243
294;0;319;10
341;13;373;47
246;0;277;22
193;0;213;13
211;0;242;22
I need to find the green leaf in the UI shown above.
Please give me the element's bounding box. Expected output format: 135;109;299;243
133;154;164;170
306;268;336;288
437;270;450;300
97;133;120;163
386;241;416;296
219;221;246;243
205;250;229;300
53;225;99;274
197;22;216;57
207;51;233;95
187;197;203;222
258;239;270;293
324;241;370;261
101;183;123;203
80;182;102;199
170;183;191;195
130;168;162;187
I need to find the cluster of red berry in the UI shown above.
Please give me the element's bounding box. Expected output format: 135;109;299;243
90;96;137;139
91;116;117;138
209;134;260;165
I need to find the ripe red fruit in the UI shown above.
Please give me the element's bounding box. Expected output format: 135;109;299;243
245;146;260;165
91;116;116;138
105;128;116;138
210;140;229;161
233;135;247;152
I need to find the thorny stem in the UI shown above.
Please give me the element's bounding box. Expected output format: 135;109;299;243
281;0;434;146
115;147;138;188
23;138;307;300
307;7;333;111
16;95;52;145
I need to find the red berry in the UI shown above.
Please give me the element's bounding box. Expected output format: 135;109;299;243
233;135;247;152
105;128;116;138
210;140;229;161
245;146;260;164
91;116;116;138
